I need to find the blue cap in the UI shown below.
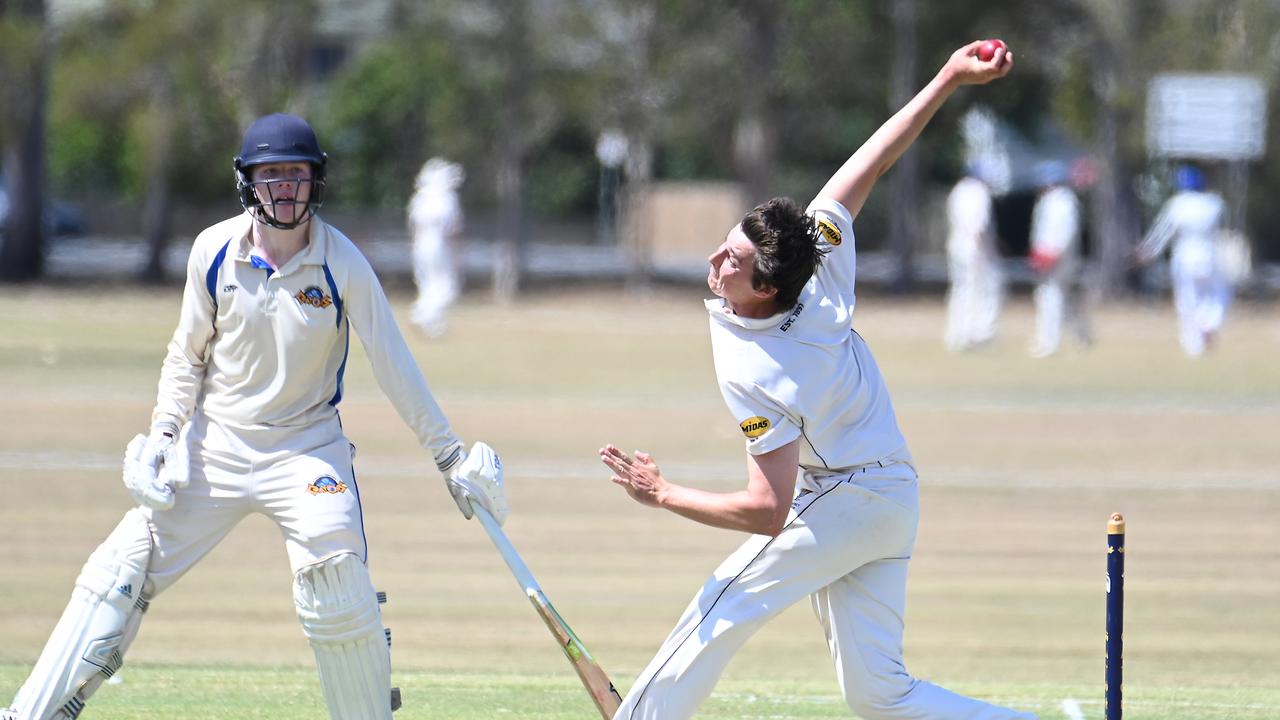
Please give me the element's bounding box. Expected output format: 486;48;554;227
1174;164;1205;192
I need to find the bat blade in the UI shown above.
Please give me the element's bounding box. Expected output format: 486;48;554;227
527;589;622;717
471;504;623;718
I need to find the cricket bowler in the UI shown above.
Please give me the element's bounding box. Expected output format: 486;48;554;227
600;41;1038;720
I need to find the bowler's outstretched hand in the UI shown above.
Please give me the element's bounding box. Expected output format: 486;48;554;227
947;39;1014;86
600;444;668;508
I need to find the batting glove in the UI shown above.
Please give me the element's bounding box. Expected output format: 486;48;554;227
122;429;189;511
445;441;509;525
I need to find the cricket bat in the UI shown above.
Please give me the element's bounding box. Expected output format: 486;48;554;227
472;504;623;718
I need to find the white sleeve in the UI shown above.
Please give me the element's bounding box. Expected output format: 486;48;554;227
1138;200;1176;259
805;197;857;296
151;240;216;435
719;379;801;456
344;253;464;472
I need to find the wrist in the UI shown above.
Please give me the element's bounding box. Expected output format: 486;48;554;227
435;441;465;474
936;66;962;92
151;419;180;439
654;481;677;509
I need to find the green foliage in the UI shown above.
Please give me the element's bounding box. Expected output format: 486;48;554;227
46;119;124;195
316;30;489;212
527;129;597;217
20;0;1280;260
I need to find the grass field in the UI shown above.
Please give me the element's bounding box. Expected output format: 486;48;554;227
1;285;1277;719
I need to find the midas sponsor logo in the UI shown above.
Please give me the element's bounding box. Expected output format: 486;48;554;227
817;218;842;246
739;416;771;439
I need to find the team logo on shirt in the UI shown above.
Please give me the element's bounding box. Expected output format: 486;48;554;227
817;218;842;246
308;475;348;495
739;416;771;439
296;286;333;309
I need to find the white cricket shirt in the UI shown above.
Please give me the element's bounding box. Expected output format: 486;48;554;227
706;198;912;472
1140;190;1225;268
1029;186;1081;259
945;176;994;259
151;213;463;470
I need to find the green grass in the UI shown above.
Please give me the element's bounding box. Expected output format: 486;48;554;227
1;666;1276;718
1;286;1277;718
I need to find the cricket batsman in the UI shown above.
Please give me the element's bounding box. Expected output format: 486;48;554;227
3;113;508;720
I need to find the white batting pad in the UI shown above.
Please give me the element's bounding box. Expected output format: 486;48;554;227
293;553;393;720
11;509;153;720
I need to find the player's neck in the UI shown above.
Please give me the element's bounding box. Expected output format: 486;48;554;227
252;221;311;269
728;296;778;319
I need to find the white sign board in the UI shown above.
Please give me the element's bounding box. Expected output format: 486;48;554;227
1147;74;1267;160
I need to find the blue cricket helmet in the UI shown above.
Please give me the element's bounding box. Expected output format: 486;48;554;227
234;113;328;229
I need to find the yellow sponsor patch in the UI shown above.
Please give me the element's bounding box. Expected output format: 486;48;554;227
739;416;771;439
817;218;842;246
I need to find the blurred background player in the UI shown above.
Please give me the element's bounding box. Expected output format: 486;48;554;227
1135;163;1231;357
1027;160;1090;358
599;41;1035;720
2;114;507;720
944;159;1004;352
407;157;466;338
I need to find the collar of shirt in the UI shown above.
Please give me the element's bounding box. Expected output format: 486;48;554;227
704;297;788;331
231;214;330;274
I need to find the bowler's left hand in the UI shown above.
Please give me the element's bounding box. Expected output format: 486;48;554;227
600;444;669;508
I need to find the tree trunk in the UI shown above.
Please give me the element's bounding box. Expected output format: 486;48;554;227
140;74;175;283
0;0;48;283
620;136;654;290
1086;6;1141;298
886;0;919;292
733;1;780;205
492;0;531;304
1089;107;1139;297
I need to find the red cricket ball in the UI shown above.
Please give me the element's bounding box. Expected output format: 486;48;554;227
977;39;1007;62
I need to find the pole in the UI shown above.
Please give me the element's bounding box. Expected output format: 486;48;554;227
1106;512;1125;720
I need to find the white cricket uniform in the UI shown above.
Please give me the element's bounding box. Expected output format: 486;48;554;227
944;177;1003;351
145;212;462;593
1028;186;1086;356
1138;190;1231;357
408;187;463;337
615;199;1034;720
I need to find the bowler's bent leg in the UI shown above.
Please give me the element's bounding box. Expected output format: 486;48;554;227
615;478;920;720
813;560;1036;719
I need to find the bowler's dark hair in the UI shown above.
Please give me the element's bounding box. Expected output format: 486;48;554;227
740;198;828;313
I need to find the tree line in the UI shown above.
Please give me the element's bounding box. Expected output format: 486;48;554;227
3;0;1279;296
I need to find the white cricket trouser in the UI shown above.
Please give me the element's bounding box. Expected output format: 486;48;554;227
615;464;1034;720
144;412;369;595
945;251;1003;352
1170;243;1230;357
1030;272;1071;357
411;231;459;337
